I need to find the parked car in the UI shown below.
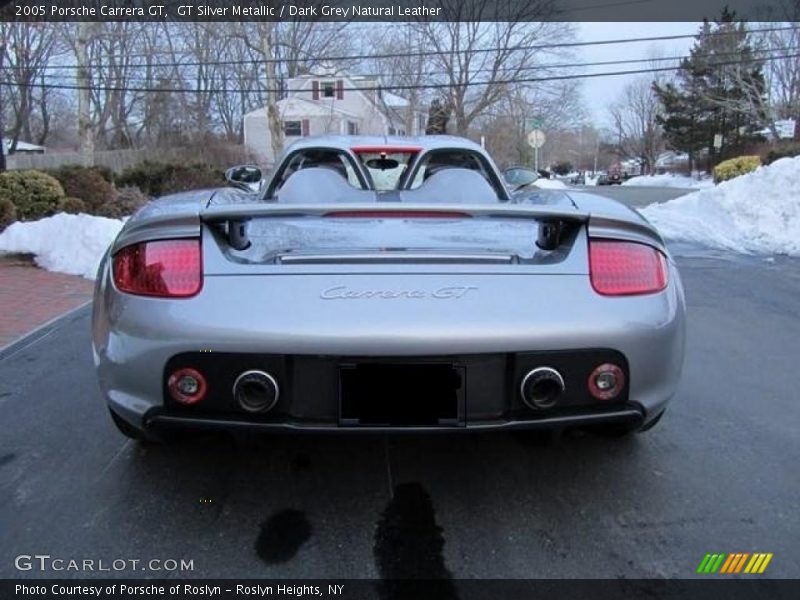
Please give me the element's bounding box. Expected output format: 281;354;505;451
93;135;685;442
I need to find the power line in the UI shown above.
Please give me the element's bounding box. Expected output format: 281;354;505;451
1;51;796;95
12;43;798;87
0;24;797;71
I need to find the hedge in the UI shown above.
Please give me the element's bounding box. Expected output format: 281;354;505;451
713;155;761;183
0;170;65;220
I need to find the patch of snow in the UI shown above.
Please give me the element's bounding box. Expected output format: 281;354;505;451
0;213;123;279
584;175;600;186
533;178;568;190
640;157;800;256
623;174;714;189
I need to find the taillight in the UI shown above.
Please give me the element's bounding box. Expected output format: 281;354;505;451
589;240;668;296
113;239;202;298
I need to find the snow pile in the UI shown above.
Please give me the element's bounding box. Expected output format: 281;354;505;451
640;157;800;256
0;213;124;279
533;178;568;190
623;173;714;189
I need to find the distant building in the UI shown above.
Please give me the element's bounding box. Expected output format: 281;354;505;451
2;140;46;155
243;67;427;164
654;151;690;174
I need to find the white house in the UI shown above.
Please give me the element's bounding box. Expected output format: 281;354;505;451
244;67;427;164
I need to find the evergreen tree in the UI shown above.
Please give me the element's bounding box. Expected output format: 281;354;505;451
654;9;767;171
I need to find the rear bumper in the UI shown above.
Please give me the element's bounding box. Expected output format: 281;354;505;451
144;404;645;434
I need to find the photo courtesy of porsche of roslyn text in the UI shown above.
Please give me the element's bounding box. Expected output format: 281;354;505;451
0;2;798;598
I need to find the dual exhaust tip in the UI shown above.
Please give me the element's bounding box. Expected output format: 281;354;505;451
520;367;566;410
233;370;280;413
520;363;625;409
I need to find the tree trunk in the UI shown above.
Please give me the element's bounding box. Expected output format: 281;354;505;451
261;25;283;164
77;22;94;165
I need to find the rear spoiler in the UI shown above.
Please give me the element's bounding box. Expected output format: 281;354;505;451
200;202;590;251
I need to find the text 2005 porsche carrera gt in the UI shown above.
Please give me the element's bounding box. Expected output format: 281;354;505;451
92;135;685;442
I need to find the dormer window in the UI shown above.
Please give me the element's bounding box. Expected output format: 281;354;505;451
322;81;335;98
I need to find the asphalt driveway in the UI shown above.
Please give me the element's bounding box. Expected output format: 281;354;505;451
1;248;798;579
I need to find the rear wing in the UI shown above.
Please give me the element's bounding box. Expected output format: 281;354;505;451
200;202;590;252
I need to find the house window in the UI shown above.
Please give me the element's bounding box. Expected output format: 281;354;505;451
347;121;358;135
388;127;396;135
322;81;335;98
284;121;302;136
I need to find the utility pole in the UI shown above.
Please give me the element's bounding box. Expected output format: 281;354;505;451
77;22;94;165
261;23;283;164
0;35;6;172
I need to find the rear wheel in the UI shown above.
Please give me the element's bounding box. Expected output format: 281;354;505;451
588;410;665;438
108;409;186;444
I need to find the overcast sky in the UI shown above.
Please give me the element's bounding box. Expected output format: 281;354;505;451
576;22;701;128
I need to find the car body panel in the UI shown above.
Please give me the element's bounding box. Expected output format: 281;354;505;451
93;135;686;436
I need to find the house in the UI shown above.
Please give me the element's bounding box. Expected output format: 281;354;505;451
243;67;427;164
2;140;46;155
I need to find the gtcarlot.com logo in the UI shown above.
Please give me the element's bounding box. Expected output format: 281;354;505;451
697;552;773;574
14;554;194;572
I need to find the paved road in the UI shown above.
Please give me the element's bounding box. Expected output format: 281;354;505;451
1;247;798;580
573;184;695;207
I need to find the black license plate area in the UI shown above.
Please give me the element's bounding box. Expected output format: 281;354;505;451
339;363;464;427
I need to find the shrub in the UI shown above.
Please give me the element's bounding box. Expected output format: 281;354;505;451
713;155;761;183
48;165;116;212
58;196;87;214
0;197;16;231
96;186;149;218
0;170;65;220
765;143;800;165
117;161;224;197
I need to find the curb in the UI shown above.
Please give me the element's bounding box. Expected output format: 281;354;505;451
0;301;92;362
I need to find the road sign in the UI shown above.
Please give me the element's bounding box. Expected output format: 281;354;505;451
526;118;544;130
527;129;546;149
713;134;723;148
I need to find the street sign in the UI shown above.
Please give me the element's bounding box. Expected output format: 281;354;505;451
775;119;796;139
713;134;723;148
526;118;543;131
527;129;546;149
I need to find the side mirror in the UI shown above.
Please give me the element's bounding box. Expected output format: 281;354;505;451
225;165;263;191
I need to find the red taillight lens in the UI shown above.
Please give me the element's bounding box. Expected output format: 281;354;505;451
589;240;668;296
113;239;202;298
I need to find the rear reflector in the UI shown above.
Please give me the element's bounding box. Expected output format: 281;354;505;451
589;240;668;296
324;210;471;219
113;239;202;298
167;367;207;405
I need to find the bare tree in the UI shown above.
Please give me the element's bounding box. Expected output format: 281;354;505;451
415;2;572;135
0;22;59;150
608;76;663;173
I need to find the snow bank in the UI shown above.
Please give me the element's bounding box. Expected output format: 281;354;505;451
0;213;124;279
623;173;714;189
533;178;568;190
640;157;800;256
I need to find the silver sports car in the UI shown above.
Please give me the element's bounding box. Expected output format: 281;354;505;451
92;135;685;442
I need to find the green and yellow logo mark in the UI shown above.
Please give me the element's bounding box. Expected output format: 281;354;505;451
697;552;773;574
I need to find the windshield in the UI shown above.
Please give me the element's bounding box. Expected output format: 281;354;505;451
353;149;419;191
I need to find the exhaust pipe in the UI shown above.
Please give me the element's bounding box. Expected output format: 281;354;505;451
520;367;565;410
233;370;279;413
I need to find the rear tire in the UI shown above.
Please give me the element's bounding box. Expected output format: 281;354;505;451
588;410;665;438
109;409;152;441
108;409;184;444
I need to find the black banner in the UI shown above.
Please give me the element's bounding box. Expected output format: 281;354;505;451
0;0;793;23
3;580;800;600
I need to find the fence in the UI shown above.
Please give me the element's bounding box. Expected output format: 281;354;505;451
5;149;148;172
4;145;258;172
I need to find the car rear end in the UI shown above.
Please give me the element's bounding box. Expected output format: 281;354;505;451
93;197;685;437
